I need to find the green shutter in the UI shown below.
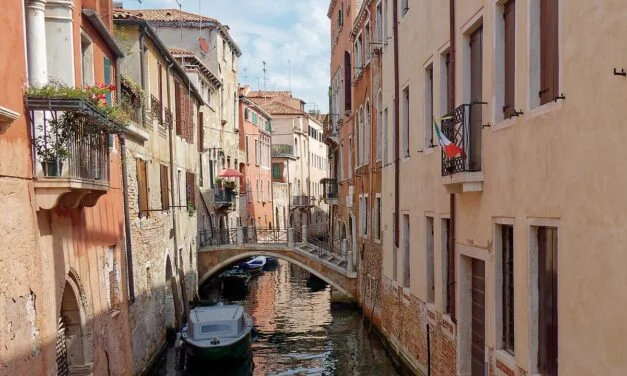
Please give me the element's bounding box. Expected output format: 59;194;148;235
104;57;112;104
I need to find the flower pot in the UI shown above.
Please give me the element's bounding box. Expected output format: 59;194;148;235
42;161;63;177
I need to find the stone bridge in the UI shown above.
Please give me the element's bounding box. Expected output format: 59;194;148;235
197;227;358;299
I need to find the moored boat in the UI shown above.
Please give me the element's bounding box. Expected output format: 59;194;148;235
182;305;253;362
219;267;251;289
242;256;266;274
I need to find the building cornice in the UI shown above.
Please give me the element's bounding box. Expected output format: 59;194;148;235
327;0;338;18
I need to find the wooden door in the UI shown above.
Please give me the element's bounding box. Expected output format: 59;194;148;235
469;26;483;172
538;227;558;376
471;259;486;376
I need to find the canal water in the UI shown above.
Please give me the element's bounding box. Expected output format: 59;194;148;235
154;260;399;375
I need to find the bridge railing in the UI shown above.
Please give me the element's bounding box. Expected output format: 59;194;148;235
244;228;289;244
198;228;238;247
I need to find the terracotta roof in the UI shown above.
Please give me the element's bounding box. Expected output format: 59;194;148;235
168;47;193;55
248;90;293;98
254;100;304;116
113;8;217;23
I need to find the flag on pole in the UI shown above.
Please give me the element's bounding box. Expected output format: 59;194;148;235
434;119;464;158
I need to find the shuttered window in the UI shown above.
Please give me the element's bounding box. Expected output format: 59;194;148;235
344;51;352;111
157;63;163;105
136;159;149;217
469;26;483;172
186;172;195;209
160;165;169;210
501;224;515;354
175;83;183;136
538;226;558;375
503;0;516;118
540;0;559;105
198;111;204;152
104;57;112;104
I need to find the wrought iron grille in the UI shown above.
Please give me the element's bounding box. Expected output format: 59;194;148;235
164;107;173;129
151;95;163;124
245;228;289;244
198;228;237;247
120;82;142;124
215;189;235;204
292;195;312;206
27;99;112;182
441;104;471;176
56;318;69;376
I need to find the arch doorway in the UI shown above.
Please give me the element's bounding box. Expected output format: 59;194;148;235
57;278;92;374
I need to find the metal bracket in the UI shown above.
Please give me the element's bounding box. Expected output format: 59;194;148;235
554;93;566;102
614;68;626;76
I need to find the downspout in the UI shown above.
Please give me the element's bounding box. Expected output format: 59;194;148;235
120;134;135;303
392;0;400;249
448;0;457;324
167;61;179;268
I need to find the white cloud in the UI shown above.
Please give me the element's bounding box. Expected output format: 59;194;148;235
136;0;331;112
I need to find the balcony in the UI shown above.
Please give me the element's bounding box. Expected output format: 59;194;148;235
440;104;484;193
26;96;122;210
272;144;297;158
321;178;339;205
162;107;172;137
151;95;163;125
292;195;314;207
214;188;236;210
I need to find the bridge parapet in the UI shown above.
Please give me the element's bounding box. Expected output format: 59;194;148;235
197;226;357;299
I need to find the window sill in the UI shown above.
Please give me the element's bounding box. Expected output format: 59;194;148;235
492;116;517;132
424;146;437;156
525;99;564;122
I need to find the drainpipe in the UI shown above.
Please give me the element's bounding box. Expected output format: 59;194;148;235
120;134;135;303
139;26;147;128
167;61;179;269
392;0;400;248
448;0;457;324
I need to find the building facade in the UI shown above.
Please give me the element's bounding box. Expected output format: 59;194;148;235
239;88;274;228
0;0;135;374
328;0;627;375
113;13;204;373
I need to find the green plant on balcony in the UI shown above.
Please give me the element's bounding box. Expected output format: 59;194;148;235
224;180;237;191
215;178;224;188
34;116;71;177
187;203;196;217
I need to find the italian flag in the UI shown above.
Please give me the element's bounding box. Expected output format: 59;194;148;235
434;119;464;158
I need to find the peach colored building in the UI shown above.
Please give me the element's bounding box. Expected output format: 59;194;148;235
0;0;134;375
239;88;274;228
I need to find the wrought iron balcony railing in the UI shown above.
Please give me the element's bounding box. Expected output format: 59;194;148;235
272;144;295;157
321;178;339;200
164;107;173;129
292;195;313;207
151;95;163;124
26;97;120;183
215;189;236;205
441;104;482;176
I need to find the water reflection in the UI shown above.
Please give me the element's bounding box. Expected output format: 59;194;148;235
159;260;398;376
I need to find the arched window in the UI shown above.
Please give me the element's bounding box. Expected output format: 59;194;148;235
377;91;383;160
365;99;371;164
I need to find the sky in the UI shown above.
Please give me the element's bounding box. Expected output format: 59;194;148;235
125;0;331;113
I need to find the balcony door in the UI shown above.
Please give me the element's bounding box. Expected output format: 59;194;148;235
469;26;483;172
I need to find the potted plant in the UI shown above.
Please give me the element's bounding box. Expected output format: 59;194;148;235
34;117;71;177
215;178;224;189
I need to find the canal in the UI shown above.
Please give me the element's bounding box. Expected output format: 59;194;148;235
154;260;399;375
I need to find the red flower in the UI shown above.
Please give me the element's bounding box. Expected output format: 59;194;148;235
108;84;116;91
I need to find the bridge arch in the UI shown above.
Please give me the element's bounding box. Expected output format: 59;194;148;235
198;250;355;299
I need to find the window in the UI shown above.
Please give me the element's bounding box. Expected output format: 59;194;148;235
503;0;516;118
535;226;558;375
360;196;369;236
354;36;363;77
392;211;398;281
136;159;148;217
441;219;454;316
376;3;383;43
358;108;363;165
245;108;250;121
348;138;353;178
377;93;383;160
365;101;371;163
222;40;227;61
339;143;344;180
383;0;389;45
245;136;249;164
186;172;195;209
157;62;163;105
402;214;410;288
374;196;381;240
254;140;259;165
498;224;515;354
272;164;281;179
401;0;408;16
424;64;434;147
469;26;483;171
160;165;169;210
247;179;252;203
402;87;409;158
383;107;388;164
81;34;94;86
440;51;452;115
364;23;371;65
344;51;352;111
256;179;259;201
104;57;112;104
539;0;559;106
425;216;435;303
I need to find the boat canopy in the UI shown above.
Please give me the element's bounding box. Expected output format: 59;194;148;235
188;305;248;340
